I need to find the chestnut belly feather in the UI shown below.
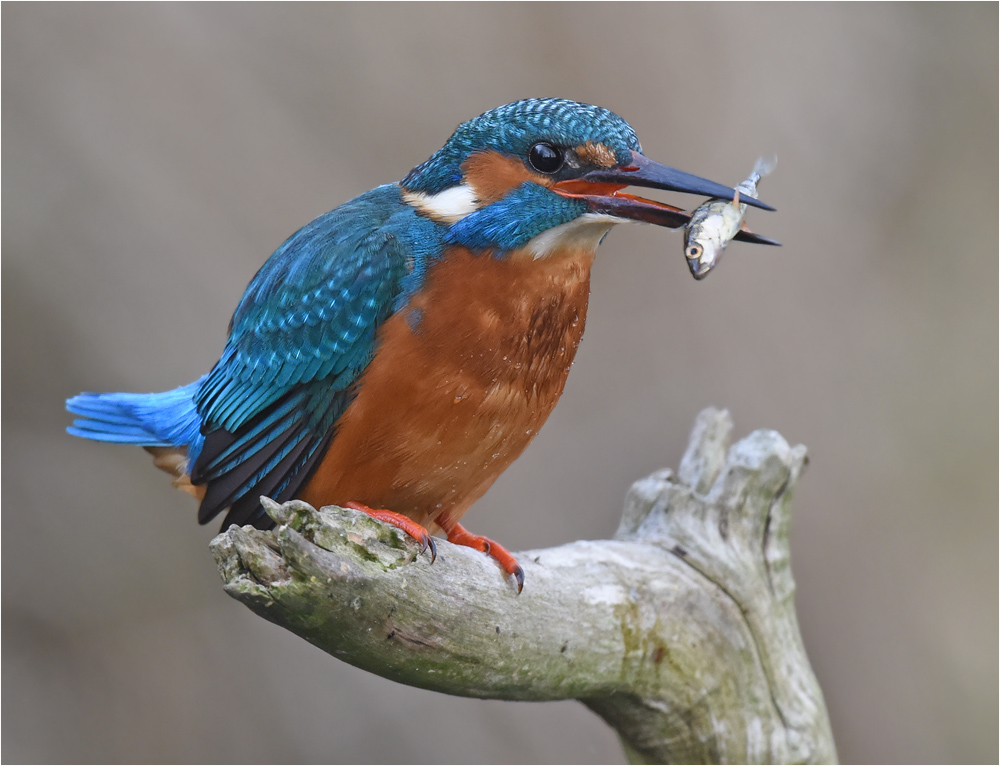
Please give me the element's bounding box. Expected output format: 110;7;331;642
299;245;595;532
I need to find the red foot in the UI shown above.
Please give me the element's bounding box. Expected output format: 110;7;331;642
343;502;436;562
439;520;524;594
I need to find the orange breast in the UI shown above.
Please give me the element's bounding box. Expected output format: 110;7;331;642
299;244;595;533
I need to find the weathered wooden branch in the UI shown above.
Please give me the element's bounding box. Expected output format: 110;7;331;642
211;408;836;764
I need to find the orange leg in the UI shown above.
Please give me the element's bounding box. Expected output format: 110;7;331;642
342;502;436;562
436;516;524;593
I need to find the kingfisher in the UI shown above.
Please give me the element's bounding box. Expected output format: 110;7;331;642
67;98;775;591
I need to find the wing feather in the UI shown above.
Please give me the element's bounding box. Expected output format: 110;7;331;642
189;185;444;529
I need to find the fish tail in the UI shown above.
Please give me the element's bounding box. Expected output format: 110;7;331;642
748;155;778;186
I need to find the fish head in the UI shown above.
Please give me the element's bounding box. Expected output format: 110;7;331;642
683;217;729;280
684;240;725;280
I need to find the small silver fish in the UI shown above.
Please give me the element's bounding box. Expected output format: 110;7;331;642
683;156;777;280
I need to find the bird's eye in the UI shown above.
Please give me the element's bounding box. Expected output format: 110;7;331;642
686;244;703;259
527;142;564;174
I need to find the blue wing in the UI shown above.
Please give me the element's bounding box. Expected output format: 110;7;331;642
190;184;443;529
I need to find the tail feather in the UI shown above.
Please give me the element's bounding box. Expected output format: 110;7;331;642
66;377;206;459
65;375;336;532
67;422;166;443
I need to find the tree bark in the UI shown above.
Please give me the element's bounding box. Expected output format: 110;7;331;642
211;408;837;764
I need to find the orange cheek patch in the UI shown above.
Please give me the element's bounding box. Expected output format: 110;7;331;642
461;150;553;205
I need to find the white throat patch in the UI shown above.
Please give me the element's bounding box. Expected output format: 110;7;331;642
524;213;627;260
402;184;479;223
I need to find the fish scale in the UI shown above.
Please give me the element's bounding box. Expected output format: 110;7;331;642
683;156;777;280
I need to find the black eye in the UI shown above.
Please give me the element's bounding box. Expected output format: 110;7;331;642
528;142;563;174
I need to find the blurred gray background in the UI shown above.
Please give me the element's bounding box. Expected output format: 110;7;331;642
3;4;996;763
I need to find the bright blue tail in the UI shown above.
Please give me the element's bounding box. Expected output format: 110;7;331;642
66;377;207;463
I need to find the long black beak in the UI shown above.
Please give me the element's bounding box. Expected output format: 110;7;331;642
574;150;775;211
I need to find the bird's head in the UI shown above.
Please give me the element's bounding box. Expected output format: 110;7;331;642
400;98;772;258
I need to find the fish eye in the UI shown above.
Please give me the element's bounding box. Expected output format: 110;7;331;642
686;244;703;259
528;142;564;174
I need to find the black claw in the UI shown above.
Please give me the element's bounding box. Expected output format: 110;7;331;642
513;566;525;595
426;536;437;563
482;540;491;555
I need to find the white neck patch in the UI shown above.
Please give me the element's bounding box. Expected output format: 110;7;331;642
402;184;479;223
524;213;627;260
